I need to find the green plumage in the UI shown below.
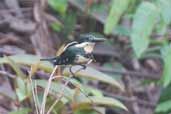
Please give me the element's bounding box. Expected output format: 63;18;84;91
41;45;88;65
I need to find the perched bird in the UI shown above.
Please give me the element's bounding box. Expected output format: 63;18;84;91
40;34;105;66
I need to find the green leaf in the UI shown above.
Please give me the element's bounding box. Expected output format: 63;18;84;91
156;0;171;35
48;0;68;15
60;13;76;37
63;66;124;91
160;44;171;87
35;80;74;102
51;23;62;32
155;86;171;114
16;77;28;101
0;54;53;72
74;109;99;114
155;100;171;113
5;57;30;101
9;108;32;114
5;57;26;77
0;55;124;91
69;78;103;97
157;0;171;25
131;2;158;58
113;25;130;37
76;96;128;111
34;80;127;111
104;0;130;34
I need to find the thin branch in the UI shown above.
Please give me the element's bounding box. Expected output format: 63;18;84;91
34;80;40;111
29;70;39;114
0;70;15;78
51;76;63;80
47;66;85;114
47;77;71;114
40;65;58;114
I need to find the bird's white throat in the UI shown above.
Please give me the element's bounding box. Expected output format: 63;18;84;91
75;42;95;53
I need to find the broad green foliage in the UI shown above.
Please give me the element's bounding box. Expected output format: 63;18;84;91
155;86;171;114
156;0;171;35
48;0;68;15
157;0;171;25
35;80;127;111
0;54;127;112
5;57;31;101
155;100;171;113
74;109;99;114
0;54;124;91
51;23;62;32
161;44;171;87
0;54;53;72
155;45;171;114
76;96;128;111
68;78;103;97
9;108;32;114
60;13;77;37
113;25;130;37
74;107;105;114
131;2;158;58
16;77;29;101
63;66;124;91
104;0;130;34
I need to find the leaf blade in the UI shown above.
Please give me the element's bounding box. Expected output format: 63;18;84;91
161;44;171;87
76;96;128;111
104;0;130;34
131;2;158;58
63;66;124;91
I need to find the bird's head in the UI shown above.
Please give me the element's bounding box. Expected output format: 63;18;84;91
78;34;106;43
76;34;106;53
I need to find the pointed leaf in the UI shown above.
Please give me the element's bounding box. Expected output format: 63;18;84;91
157;0;171;25
74;108;104;114
104;0;130;34
0;54;53;72
76;96;128;111
131;2;158;58
5;57;26;77
156;0;171;35
63;66;124;91
48;0;68;15
161;44;171;87
34;80;74;101
5;57;29;101
16;77;28;101
69;78;103;97
9;108;32;114
155;100;171;113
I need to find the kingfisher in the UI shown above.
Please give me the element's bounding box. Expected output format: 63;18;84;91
40;34;105;67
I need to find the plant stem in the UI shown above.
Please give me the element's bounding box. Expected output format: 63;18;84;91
29;67;39;114
40;65;58;114
47;76;71;114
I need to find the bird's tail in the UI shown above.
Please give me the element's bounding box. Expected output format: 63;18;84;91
40;57;59;65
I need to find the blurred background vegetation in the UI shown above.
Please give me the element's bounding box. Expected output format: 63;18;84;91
0;0;171;114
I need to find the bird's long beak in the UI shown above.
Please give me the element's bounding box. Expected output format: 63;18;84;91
92;37;106;42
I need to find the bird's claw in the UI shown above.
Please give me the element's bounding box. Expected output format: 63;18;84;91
87;53;96;62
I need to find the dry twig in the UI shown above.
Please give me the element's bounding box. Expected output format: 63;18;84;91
40;65;58;114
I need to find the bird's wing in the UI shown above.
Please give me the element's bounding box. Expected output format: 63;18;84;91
58;41;78;56
63;41;78;51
